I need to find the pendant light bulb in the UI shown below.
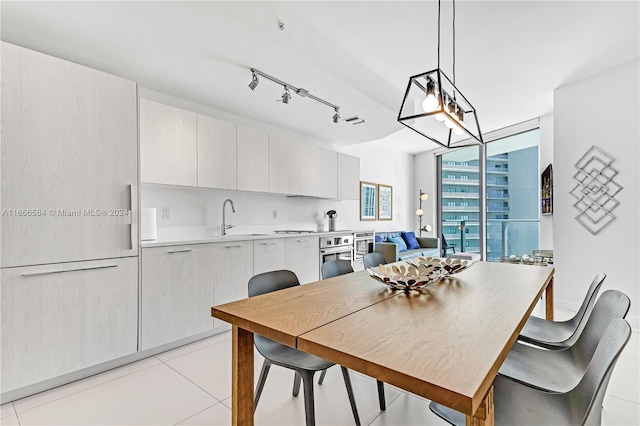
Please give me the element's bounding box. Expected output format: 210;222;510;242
422;94;439;113
422;79;439;113
420;192;429;201
416;209;424;217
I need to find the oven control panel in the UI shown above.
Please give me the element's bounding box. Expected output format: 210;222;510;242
320;235;352;248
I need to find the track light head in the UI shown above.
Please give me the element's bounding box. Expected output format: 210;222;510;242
248;73;259;91
282;86;291;104
332;109;340;123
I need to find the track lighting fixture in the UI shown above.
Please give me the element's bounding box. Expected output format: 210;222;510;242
281;86;291;104
248;72;259;91
248;68;346;124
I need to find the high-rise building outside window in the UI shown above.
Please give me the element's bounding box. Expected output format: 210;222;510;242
439;128;540;260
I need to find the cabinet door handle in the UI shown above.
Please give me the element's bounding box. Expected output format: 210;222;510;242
225;245;243;248
296;239;308;243
261;242;276;246
168;249;192;254
22;264;118;277
128;184;133;250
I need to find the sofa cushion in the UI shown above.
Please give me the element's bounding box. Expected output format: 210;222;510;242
401;231;420;250
375;235;383;243
388;235;407;252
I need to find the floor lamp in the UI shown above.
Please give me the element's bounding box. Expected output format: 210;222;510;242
416;190;433;236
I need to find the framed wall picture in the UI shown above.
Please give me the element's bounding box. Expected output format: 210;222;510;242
541;164;553;215
378;184;393;220
360;181;377;221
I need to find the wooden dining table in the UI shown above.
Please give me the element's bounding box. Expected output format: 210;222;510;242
212;261;554;426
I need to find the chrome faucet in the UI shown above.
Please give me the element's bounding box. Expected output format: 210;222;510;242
221;199;236;236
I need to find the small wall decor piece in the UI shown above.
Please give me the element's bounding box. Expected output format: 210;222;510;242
541;164;553;215
378;184;393;220
360;181;377;221
570;146;622;235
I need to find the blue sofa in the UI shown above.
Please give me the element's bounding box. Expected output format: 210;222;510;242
374;232;440;263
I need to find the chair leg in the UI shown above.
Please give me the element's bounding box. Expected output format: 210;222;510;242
340;366;361;426
293;371;302;397
300;370;317;426
318;368;328;384
377;380;386;411
254;359;271;412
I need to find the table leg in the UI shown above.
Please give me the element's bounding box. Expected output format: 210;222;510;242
466;386;494;426
232;326;254;426
545;277;554;321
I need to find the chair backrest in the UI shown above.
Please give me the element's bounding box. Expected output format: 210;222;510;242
565;273;607;344
248;270;300;297
568;290;630;366
321;259;354;279
569;318;631;425
363;252;387;269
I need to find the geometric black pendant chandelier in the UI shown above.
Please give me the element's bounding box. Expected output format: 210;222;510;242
398;0;483;148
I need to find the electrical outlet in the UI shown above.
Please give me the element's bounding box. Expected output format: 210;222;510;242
162;207;172;220
273;209;279;219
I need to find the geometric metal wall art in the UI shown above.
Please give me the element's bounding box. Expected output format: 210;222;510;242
569;146;623;235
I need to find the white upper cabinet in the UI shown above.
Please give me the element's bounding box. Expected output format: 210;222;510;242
270;135;338;198
197;115;237;190
269;133;299;195
337;153;360;200
237;125;269;192
1;43;138;267
140;99;197;186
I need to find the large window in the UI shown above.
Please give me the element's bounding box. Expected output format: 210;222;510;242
439;129;540;260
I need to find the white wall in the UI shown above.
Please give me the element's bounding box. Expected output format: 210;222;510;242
140;90;415;236
340;140;414;232
554;59;639;325
414;151;438;238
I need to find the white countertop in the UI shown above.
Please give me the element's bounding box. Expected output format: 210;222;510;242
141;230;355;248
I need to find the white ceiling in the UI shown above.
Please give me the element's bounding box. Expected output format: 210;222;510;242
2;1;638;154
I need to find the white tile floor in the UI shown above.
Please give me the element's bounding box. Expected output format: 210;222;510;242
1;307;639;426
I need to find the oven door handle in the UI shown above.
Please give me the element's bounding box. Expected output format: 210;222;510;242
320;247;353;255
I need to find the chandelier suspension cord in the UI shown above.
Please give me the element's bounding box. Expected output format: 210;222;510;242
437;0;441;72
453;0;456;86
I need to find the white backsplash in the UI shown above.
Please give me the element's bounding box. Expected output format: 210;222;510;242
140;183;363;239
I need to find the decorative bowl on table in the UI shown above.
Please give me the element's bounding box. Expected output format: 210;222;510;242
407;256;473;276
366;256;472;293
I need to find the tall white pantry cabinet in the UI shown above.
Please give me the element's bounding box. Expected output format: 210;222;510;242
0;43;139;396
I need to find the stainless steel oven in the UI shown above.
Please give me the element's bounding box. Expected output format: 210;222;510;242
353;231;375;260
319;234;353;275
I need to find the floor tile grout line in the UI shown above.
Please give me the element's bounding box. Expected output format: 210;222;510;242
11;360;162;415
172;401;222;426
157;357;225;403
604;393;640;406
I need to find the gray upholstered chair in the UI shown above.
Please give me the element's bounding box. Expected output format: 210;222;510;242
320;260;387;411
430;318;631;426
499;289;630;392
363;252;387;269
249;270;361;426
518;272;606;349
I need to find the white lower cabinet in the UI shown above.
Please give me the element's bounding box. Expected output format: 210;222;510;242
285;236;320;284
253;239;287;276
212;241;254;328
0;257;138;393
140;245;215;350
